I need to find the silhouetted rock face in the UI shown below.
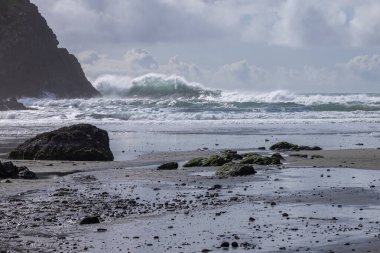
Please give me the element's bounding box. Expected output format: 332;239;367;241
0;97;28;111
0;0;100;99
8;124;114;161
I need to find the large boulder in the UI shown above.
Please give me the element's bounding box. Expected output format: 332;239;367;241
0;0;100;99
8;124;114;161
0;161;36;179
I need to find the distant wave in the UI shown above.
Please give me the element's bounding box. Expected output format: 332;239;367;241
93;73;380;107
94;73;220;98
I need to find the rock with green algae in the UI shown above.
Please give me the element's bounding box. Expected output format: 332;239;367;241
183;157;205;167
202;155;232;166
240;153;282;165
270;142;322;151
216;164;256;177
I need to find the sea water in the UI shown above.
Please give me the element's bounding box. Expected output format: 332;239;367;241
0;74;380;160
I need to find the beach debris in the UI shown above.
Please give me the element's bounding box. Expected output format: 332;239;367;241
157;162;179;170
216;164;256;177
270;141;322;151
0;161;36;179
79;216;100;225
8;124;114;161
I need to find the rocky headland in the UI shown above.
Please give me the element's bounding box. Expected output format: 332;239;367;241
0;0;100;99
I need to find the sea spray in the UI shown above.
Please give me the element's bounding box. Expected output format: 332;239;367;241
94;73;220;98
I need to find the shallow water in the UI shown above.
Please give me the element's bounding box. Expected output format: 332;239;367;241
69;167;380;253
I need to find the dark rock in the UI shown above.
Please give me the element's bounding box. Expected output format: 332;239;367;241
258;147;266;150
221;241;230;248
311;155;324;159
0;0;100;99
79;216;100;225
231;242;239;248
216;164;256;177
0;97;28;111
0;161;36;179
209;184;222;190
270;142;322;151
289;154;308;158
271;153;285;160
220;150;243;160
17;166;37;179
8;124;114;161
157;162;178;170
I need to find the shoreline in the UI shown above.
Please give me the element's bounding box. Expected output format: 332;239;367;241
1;148;380;252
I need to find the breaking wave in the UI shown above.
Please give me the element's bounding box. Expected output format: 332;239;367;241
94;73;220;98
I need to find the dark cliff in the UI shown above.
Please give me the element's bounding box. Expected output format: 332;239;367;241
0;0;100;99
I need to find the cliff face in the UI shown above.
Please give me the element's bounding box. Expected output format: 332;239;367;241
0;0;100;99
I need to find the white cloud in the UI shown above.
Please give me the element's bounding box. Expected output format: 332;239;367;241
344;55;380;73
124;49;159;74
161;56;204;82
32;0;380;49
80;48;380;93
31;0;227;46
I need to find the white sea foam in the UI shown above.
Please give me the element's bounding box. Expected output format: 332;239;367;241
92;73;380;106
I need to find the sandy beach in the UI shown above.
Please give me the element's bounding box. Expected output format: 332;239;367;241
1;148;380;253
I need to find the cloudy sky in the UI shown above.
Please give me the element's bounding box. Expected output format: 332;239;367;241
31;0;380;93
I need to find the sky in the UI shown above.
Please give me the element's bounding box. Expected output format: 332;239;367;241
31;0;380;93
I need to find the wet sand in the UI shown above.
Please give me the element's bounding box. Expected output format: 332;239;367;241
1;149;380;252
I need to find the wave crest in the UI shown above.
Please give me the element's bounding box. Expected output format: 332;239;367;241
94;73;220;98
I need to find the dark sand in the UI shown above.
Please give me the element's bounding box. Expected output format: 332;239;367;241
0;149;380;252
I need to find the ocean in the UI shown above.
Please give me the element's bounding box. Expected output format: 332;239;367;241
1;74;380;160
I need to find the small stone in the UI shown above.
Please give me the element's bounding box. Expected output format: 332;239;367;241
79;216;100;225
221;241;230;248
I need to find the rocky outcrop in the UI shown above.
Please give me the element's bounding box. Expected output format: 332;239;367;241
8;124;114;161
0;0;100;99
0;97;28;111
0;161;36;179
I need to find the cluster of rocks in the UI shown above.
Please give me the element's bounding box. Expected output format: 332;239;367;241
0;161;36;179
270;141;322;151
181;150;282;177
8;124;114;161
